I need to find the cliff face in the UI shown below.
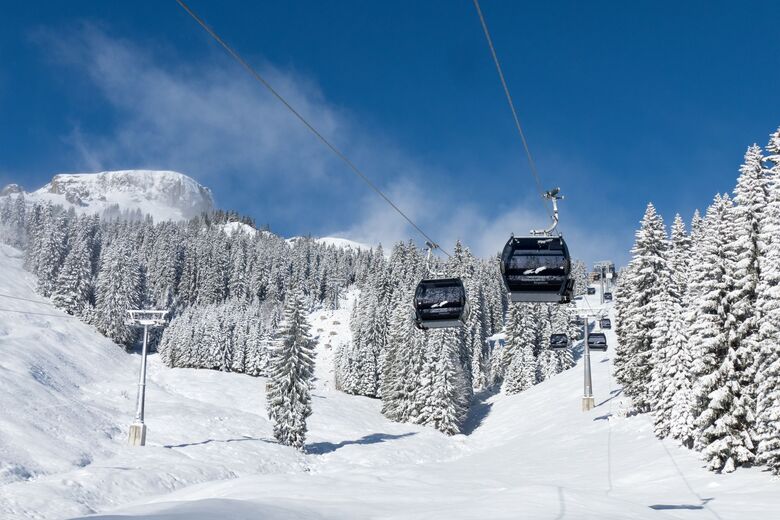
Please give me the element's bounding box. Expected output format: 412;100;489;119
6;170;215;221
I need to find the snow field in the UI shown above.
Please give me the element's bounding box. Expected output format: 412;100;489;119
1;250;779;519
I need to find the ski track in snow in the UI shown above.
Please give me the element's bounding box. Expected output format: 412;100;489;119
0;244;778;519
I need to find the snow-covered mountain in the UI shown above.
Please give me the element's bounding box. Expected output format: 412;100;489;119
5;170;214;222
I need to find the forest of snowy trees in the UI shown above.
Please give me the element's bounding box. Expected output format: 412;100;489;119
0;191;589;437
0;198;376;363
615;127;780;474
335;241;585;435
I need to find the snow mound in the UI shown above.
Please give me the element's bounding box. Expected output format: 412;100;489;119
9;170;214;222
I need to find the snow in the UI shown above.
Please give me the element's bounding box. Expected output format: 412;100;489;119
4;170;214;222
221;221;256;236
315;236;373;252
1;255;779;519
286;236;373;252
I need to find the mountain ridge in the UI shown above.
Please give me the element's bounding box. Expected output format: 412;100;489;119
3;170;215;222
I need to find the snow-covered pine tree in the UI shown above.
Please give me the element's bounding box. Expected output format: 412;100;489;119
266;289;315;450
651;214;694;442
93;238;142;348
689;194;754;472
353;282;386;397
0;192;26;247
380;289;414;420
231;307;251;374
720;144;767;454
217;303;236;372
503;342;536;395
492;303;523;385
552;303;575;370
228;234;249;301
648;214;685;435
417;328;469;435
35;204;68;297
502;305;537;394
51;217;94;315
614;203;667;412
756;128;780;473
571;260;589;296
469;289;489;392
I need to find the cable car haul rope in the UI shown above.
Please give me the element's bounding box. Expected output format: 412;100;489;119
176;0;577;330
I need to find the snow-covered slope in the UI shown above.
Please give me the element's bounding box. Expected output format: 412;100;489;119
0;245;133;486
221;221;256;236
2;268;779;519
287;236;373;252
315;236;372;251
5;170;214;222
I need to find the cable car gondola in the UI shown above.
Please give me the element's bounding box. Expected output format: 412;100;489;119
603;292;613;302
413;277;470;330
412;243;470;330
500;189;574;304
600;318;612;329
587;332;608;351
549;333;570;350
501;235;573;303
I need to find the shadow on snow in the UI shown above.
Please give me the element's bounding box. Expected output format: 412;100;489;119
164;436;276;449
307;432;417;454
462;387;501;435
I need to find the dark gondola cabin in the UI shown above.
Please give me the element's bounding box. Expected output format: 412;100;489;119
600;318;612;329
587;287;596;295
603;292;613;302
587;332;608;351
549;333;570;350
413;278;470;330
500;236;574;303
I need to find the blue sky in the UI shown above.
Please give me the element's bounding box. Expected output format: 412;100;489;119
1;1;779;265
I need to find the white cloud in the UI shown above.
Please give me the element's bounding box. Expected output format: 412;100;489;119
41;24;344;190
40;24;630;267
339;177;627;265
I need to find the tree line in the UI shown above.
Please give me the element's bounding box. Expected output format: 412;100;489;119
614;127;780;474
0;198;377;355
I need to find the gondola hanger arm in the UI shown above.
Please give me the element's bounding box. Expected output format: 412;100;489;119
531;188;563;236
425;241;445;277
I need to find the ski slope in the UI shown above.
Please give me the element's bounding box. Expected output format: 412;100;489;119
1;245;778;519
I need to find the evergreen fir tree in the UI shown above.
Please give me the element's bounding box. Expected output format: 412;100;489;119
417;329;468;435
614;203;667;412
650;214;689;437
689;195;755;471
51;219;94;315
266;289;315;450
94;239;142;348
756;128;780;472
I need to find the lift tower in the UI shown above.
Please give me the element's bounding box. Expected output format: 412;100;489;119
126;309;168;446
